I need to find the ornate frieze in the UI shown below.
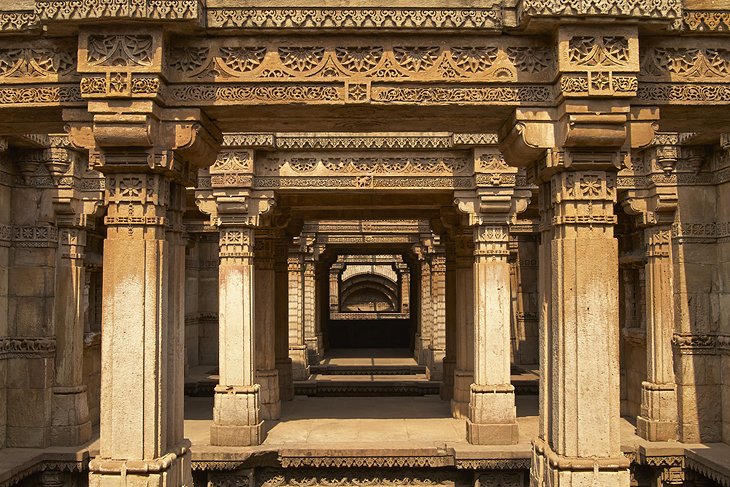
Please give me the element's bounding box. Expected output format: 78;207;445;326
682;10;730;32
0;10;38;32
0;42;76;82
0;84;82;106
0;337;56;359
166;38;554;83
518;0;681;22
35;0;203;24
207;7;503;31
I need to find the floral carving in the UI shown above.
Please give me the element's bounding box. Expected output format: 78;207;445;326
219;47;266;73
568;36;629;66
393;46;440;72
87;35;154;67
0;48;75;78
278;47;325;72
335;47;383;73
451;47;498;73
644;47;730;78
169;47;209;73
505;46;552;73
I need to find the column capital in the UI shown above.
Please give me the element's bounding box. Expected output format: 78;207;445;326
454;188;532;227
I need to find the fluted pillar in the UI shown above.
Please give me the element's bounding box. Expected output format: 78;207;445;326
467;224;519;444
211;227;262;446
637;225;678;441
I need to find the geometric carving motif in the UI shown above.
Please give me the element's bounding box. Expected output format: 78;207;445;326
505;47;553;73
0;47;75;78
87;35;153;67
262;155;470;175
642;47;730;78
519;0;681;19
37;0;202;21
568;36;629;67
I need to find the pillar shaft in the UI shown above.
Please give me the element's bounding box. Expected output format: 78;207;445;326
210;227;262;446
441;243;457;401
51;227;91;446
429;253;446;380
303;259;322;363
637;225;678;441
451;230;474;418
329;267;340;314
467;224;518;444
254;230;280;420
288;252;309;380
417;258;432;365
532;170;629;487
90;173;191;486
275;237;293;402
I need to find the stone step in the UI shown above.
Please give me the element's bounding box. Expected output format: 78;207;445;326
309;364;427;376
294;379;441;396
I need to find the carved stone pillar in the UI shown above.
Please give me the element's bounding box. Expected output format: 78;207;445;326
93;171;191;485
417;252;433;366
254;229;280;420
451;229;474;419
429;251;446;381
211;227;262;446
637;225;678;441
532;168;629;486
275;235;293;402
303;249;322;363
441;241;457;401
288;249;309;380
467;224;519;444
51;226;92;446
396;263;411;314
329;263;342;314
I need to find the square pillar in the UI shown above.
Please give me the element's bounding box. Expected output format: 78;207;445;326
416;254;433;365
429;252;446;381
637;225;678;441
441;242;457;401
303;256;322;363
467;224;519;445
210;227;262;446
451;229;474;419
531;170;630;487
90;173;191;486
275;236;293;402
288;250;309;380
51;226;92;446
254;229;280;420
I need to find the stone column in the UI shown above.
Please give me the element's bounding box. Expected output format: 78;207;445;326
288;249;309;380
637;225;678;441
275;236;293;401
51;226;91;446
91;172;191;486
429;251;446;381
533;169;629;486
211;227;262;445
441;242;457;401
451;229;474;418
254;229;280;420
303;253;322;363
397;262;411;314
417;254;433;366
329;263;342;315
467;224;519;444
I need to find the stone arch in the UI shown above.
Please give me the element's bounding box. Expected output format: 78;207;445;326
340;274;399;312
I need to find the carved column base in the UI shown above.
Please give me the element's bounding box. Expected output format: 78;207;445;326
50;385;92;446
211;386;263;446
530;438;630;487
440;357;456;401
290;345;310;380
276;357;294;402
89;442;192;487
466;384;518;445
637;381;678;442
256;369;281;420
451;369;472;418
